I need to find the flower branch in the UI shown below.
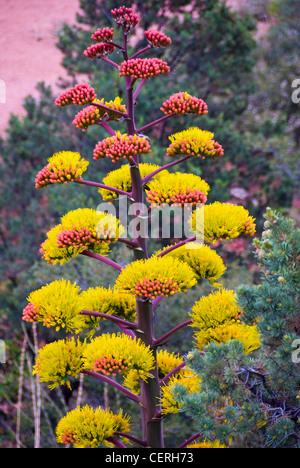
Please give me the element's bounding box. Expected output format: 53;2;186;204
101;56;120;69
106;436;127;448
133;78;148;101
137;113;176;134
81;369;140;403
130;45;152;60
74;179;132;199
114;431;147;447
160;362;187;386
154;320;192;348
142;154;192;185
178;432;202;449
90;101;128;119
156;236;197;258
80;310;137;330
80;250;123;271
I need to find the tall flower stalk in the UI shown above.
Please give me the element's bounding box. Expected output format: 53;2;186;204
27;5;258;449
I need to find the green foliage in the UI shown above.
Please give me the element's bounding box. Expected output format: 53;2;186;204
175;208;300;447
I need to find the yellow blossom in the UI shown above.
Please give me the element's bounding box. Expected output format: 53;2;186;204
204;323;261;355
99;163;167;200
161;373;201;415
56;405;131;448
33;338;86;390
115;256;197;300
146;172;210;207
35;151;89;189
40;208;124;264
190;289;261;353
25;279;82;332
123;349;190;395
190;289;243;332
83;333;155;382
187;439;228;448
190;202;256;244
76;287;137;334
167;127;224;159
157;243;226;284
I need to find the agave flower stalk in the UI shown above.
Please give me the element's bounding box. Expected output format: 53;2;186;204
29;5;257;449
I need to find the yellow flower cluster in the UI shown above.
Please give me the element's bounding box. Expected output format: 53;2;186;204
77;287;136;334
123;349;189;395
24;280;82;332
40;208;124;264
115;256;197;300
73;97;127;131
33;338;86;390
146;172;210;207
161;373;201;415
190;289;261;354
83;333;155;382
187;440;228;448
35;151;89;189
191;202;256;244
156;243;226;284
102;96;127;120
56;405;131;448
23;280;136;334
99;163;166;200
167;127;224;159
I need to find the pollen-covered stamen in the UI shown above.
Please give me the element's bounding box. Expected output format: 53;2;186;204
133;277;180;300
145;30;172;48
93;357;129;376
161;92;208;116
118;58;170;80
